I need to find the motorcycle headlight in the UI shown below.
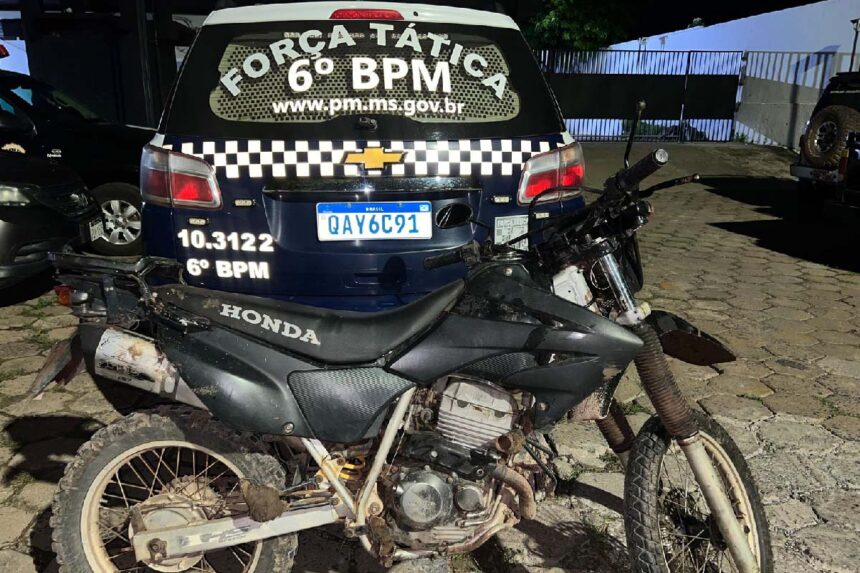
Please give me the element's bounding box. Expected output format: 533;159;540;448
0;185;31;206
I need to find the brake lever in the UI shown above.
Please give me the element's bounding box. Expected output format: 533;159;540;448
640;173;700;198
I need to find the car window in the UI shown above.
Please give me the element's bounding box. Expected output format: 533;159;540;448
165;20;563;140
0;93;33;127
1;79;101;122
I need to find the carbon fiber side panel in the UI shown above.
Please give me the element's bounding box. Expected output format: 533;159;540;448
289;368;414;443
462;352;538;380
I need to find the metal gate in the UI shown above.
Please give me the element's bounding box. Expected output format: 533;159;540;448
538;50;744;142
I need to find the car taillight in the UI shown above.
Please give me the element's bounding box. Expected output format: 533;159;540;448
517;143;585;205
330;8;403;19
140;145;222;210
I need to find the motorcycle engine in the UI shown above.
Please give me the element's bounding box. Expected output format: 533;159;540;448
386;379;519;546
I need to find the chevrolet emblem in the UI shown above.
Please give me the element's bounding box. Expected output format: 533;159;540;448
343;147;405;170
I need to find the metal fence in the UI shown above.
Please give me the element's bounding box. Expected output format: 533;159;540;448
537;50;745;142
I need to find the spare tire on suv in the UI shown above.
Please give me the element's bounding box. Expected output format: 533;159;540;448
801;105;860;168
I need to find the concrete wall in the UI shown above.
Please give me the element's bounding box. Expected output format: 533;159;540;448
610;0;859;148
736;51;851;146
612;0;859;54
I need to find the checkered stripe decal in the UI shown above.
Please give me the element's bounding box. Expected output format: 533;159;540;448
164;139;563;179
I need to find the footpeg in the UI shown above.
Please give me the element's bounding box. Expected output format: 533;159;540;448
240;480;284;522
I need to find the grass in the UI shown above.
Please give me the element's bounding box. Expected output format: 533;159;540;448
619;400;649;416
0;368;25;383
598;451;625;473
25;330;54;352
20;297;56;317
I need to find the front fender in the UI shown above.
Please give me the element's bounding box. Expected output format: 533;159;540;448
645;310;735;366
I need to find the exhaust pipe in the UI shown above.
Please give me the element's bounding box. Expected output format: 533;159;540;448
93;328;208;410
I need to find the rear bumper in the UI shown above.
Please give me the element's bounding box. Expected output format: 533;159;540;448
790;163;841;185
0;208;76;287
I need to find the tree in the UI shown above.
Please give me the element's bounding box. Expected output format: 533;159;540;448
524;0;629;50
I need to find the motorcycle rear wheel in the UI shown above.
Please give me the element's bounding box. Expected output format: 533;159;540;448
51;406;297;573
624;410;773;573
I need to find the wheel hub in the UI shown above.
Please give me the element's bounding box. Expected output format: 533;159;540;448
130;478;221;572
813;120;838;153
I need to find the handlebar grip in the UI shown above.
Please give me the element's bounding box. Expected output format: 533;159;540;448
424;248;466;270
616;148;669;193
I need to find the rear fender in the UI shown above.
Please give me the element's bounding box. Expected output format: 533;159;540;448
645;310;736;366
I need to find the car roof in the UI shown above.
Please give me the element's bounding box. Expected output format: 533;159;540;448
203;1;519;30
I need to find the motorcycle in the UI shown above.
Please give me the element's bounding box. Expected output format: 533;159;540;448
34;121;772;573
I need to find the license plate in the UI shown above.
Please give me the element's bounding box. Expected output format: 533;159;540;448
85;218;105;242
316;201;433;241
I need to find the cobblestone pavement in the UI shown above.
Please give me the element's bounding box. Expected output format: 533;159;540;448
0;143;857;572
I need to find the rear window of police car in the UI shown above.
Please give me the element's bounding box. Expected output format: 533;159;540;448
164;20;563;140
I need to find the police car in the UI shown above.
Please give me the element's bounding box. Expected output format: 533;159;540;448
142;2;585;310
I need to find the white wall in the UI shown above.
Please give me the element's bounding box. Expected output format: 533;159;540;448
0;11;28;74
612;0;859;54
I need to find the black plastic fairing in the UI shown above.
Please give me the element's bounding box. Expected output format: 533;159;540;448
388;263;642;428
158;327;316;437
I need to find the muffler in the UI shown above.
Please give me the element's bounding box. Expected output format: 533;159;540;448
93;328;208;410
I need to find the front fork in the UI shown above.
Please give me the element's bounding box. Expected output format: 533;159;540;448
596;252;760;573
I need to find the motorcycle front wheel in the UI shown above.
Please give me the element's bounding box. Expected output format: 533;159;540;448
624;410;773;573
51;406;297;573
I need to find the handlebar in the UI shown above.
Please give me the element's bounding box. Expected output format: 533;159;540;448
613;148;669;194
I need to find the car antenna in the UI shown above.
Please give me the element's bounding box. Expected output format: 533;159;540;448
624;101;646;168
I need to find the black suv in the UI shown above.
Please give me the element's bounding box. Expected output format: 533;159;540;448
0;70;153;255
792;70;860;209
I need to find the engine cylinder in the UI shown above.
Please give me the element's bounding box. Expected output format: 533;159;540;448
436;380;516;450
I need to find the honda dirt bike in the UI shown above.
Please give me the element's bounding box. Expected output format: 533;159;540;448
34;144;772;573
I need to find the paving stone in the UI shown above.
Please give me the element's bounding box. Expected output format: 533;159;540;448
0;373;36;396
713;416;762;457
550;421;611;469
0;356;45;377
796;525;860;573
47;326;77;342
821;445;860;489
748;453;837;504
818;356;860;379
18;480;57;510
706;374;773;398
765;357;824;379
761;394;831;421
818;375;859;396
756;418;842;453
2;390;70;417
763;306;813;321
772;546;820;573
0;341;41;359
5;437;82;482
823;416;860;441
0;330;28;345
0;315;35;330
572;471;625;500
0;505;34;544
765;499;819;532
825;394;860;417
0;550;37;573
763;374;832;398
715;359;774;380
699;394;772;423
815;342;860;361
30;314;78;331
810;489;860;532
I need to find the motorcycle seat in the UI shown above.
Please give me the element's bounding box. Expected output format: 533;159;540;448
155;280;465;365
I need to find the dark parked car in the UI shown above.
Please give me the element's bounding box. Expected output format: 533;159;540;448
0;150;103;288
0;69;152;255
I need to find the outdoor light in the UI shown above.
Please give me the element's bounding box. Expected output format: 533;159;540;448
0;184;31;206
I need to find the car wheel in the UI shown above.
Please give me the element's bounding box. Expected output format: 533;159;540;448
800;105;860;169
90;182;143;256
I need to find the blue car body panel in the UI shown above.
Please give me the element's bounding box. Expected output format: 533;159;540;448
143;134;585;311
